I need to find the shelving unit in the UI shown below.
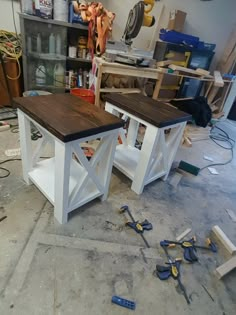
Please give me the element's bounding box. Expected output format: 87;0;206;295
20;13;92;93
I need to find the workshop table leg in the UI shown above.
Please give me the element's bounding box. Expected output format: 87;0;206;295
153;72;164;100
95;64;103;108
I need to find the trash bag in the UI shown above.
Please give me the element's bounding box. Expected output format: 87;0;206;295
170;96;212;127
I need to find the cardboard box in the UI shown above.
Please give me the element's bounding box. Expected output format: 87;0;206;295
168;10;187;32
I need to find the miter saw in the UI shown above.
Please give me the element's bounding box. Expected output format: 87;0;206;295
105;0;157;66
123;0;156;46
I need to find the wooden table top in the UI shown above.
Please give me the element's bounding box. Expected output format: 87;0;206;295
14;94;124;142
105;94;192;128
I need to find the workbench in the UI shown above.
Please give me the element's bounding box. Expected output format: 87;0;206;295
105;94;191;194
14;94;123;224
94;57;161;107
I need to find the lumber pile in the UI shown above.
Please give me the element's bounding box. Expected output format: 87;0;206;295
205;28;236;113
212;225;236;279
182;125;210;147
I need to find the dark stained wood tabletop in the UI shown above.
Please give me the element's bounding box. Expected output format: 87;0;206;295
105;94;192;128
13;94;124;142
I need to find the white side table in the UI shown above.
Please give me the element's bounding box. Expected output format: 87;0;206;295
14;94;123;224
105;94;191;194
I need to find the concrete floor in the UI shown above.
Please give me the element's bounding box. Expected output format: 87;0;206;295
0;119;236;315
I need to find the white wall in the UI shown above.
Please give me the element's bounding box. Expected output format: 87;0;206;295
103;0;236;65
0;0;21;33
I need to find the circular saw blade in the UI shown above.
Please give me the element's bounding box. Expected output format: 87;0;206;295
123;1;144;44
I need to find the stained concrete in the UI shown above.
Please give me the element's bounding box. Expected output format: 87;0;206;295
0;119;236;315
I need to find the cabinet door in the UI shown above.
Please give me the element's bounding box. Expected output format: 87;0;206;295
23;18;67;93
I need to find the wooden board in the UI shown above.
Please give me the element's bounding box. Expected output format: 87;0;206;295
168;64;213;78
105;93;191;128
215;256;236;279
176;228;192;241
212;225;236;255
196;68;210;76
214;71;224;87
156;60;173;67
13;94;124;142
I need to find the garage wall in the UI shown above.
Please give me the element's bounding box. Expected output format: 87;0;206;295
103;0;236;65
0;0;21;33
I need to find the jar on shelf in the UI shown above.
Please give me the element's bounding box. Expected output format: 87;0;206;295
77;36;88;59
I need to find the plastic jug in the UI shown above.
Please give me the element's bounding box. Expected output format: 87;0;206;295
56;34;61;55
36;65;46;86
49;33;55;54
36;33;42;53
54;63;64;87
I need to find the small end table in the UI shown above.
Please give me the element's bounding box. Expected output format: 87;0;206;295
14;94;123;224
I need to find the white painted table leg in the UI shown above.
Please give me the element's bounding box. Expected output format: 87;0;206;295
17;109;32;185
99;131;119;201
54;141;71;224
127;119;139;147
131;125;160;194
162;123;186;181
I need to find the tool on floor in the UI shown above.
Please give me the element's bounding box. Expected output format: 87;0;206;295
112;296;136;310
163;238;217;263
156;241;190;305
126;219;153;233
119;205;151;248
161;239;198;263
178;160;200;176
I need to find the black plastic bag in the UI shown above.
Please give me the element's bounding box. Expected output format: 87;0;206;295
171;96;212;127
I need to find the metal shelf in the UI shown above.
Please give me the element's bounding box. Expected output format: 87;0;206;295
28;52;66;61
66;57;92;63
20;13;88;31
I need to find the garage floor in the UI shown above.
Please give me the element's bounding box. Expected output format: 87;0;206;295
0;119;236;315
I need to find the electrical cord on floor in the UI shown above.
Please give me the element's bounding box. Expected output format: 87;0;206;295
0;158;21;178
0;156;51;179
200;124;235;171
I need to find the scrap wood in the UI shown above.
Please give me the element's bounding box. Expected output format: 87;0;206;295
168;172;183;188
214;71;224;87
168;64;213;78
196;68;210;76
212;225;236;255
212;112;224;119
220;26;236;65
156;60;173;67
215;256;236;279
218;27;236;74
176;228;192;242
182;135;192;147
184;125;210;142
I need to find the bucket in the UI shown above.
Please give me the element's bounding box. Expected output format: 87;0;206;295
23;90;52;97
70;88;95;104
